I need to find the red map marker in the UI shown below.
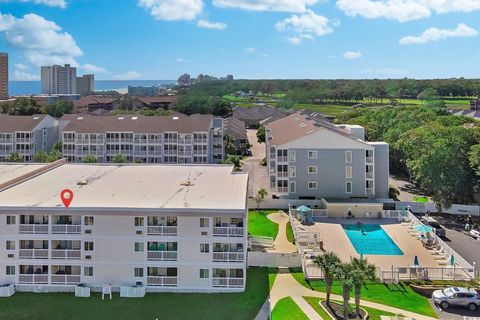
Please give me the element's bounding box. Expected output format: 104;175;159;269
61;189;74;208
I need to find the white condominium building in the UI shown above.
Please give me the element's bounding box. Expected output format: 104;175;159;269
0;163;248;293
60;114;224;164
0;115;60;162
41;64;77;95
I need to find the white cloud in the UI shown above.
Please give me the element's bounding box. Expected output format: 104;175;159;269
400;23;478;45
0;0;66;8
275;10;334;44
138;0;203;21
114;71;143;80
213;0;318;13
14;63;29;71
81;64;107;73
343;50;362;59
14;70;40;81
175;57;191;63
336;0;480;22
245;47;256;53
197;19;227;30
0;13;82;66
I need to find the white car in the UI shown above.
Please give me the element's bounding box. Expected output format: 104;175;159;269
470;229;480;239
432;287;480;311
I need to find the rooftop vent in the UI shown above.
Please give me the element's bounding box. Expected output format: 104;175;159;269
307;130;314;134
180;179;193;187
33;116;40;120
118;117;124;120
77;117;84;120
299;123;307;128
132;117;138;120
77;180;88;186
172;117;179;120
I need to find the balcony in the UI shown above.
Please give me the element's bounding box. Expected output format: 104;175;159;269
213;227;244;237
19;224;48;234
212;277;244;288
277;156;288;162
147;226;178;236
213;252;244;263
366;188;374;195
163;139;177;144
178;151;193;157
134;139;148;144
15;138;34;144
63;138;75;143
277;172;288;178
277;187;289;193
0;139;13;143
366;172;374;179
51;225;81;234
51;274;81;285
19;249;49;259
146;276;178;287
147;251;178;261
106;138;133;143
193;150;207;155
193;139;207;144
51;249;81;260
18;274;48;284
366;156;374;164
163;150;178;156
178;139;192;144
106;150;133;155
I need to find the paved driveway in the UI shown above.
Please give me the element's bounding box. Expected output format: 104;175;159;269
242;129;269;197
429;299;480;320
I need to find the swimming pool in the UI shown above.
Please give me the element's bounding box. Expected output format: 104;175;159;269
342;224;404;255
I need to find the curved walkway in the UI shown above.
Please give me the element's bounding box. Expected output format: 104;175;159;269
270;272;437;320
267;211;297;253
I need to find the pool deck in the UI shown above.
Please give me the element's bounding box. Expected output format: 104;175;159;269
296;218;442;270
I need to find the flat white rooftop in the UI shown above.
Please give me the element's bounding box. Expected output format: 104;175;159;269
0;164;47;186
0;164;248;212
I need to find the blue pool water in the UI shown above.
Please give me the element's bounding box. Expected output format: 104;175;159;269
342;224;404;256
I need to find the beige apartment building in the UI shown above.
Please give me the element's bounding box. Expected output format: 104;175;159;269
60;114;224;164
0;53;7;100
0;163;248;293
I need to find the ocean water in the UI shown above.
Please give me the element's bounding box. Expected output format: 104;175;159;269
8;80;176;96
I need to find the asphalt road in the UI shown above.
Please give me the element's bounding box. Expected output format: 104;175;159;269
242;129;269;197
429;299;480;320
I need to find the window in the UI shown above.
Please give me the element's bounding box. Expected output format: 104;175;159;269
290;166;296;178
308;151;317;159
200;269;209;278
308;181;317;189
134;242;144;252
84;216;94;226
289;150;296;162
345;151;352;163
134;217;144;226
308;166;317;174
345;166;352;179
6;266;15;275
200;218;209;228
289;181;296;193
6;241;15;250
200;243;210;253
84;242;94;251
134;267;144;277
6;216;16;225
84;267;93;277
346;182;352;194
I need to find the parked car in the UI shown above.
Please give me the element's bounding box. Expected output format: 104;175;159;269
421;216;447;237
432;287;480;311
470;229;480;239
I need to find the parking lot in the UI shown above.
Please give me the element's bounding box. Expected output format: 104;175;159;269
430;299;480;320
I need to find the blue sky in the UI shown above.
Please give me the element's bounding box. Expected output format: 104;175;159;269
0;0;479;80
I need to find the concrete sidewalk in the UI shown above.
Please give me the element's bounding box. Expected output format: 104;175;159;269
267;211;297;253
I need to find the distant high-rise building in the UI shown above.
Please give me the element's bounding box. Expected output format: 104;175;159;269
227;74;234;81
177;73;191;86
76;74;94;96
0;53;8;100
41;64;77;95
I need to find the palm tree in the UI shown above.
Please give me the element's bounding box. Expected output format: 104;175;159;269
337;262;355;320
314;252;341;305
351;257;377;316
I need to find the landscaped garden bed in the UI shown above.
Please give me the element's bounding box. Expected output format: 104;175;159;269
320;301;367;320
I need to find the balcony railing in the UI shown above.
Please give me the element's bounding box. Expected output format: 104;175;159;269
366;172;374;179
19;224;49;234
0;139;13;143
15;138;34;143
147;251;178;261
63;138;75;143
178;151;193;156
51;275;81;285
163;150;178;155
106;150;133;155
147;226;178;236
106;138;133;143
193;150;207;155
277;187;289;193
163;139;178;144
277;156;288;162
213;252;244;262
277;172;288;178
366;188;374;195
147;276;178;287
51;249;81;260
366;156;374;164
19;249;49;259
212;277;244;288
19;274;48;284
213;227;244;237
51;225;81;234
178;139;193;144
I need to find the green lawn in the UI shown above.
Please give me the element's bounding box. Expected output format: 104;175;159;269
269;268;278;291
290;270;437;318
0;268;269;320
286;221;295;244
292;103;351;116
303;296;331;319
248;210;279;239
271;297;309;320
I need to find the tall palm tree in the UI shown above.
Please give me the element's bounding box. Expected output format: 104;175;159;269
314;252;341;305
337;262;355;320
351;257;377;316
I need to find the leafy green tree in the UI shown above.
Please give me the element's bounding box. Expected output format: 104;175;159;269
254;188;268;211
314;252;341;305
351;257;377;316
257;126;265;143
6;153;23;162
111;154;128;163
53;142;63;153
389;185;400;201
83;155;98;163
44;100;73;117
222;155;241;170
33;151;49;163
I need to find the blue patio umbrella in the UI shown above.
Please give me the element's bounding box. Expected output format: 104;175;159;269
415;224;433;233
413;255;420;267
297;205;312;213
450;255;455;267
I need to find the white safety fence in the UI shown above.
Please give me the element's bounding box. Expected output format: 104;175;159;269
247;252;301;268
